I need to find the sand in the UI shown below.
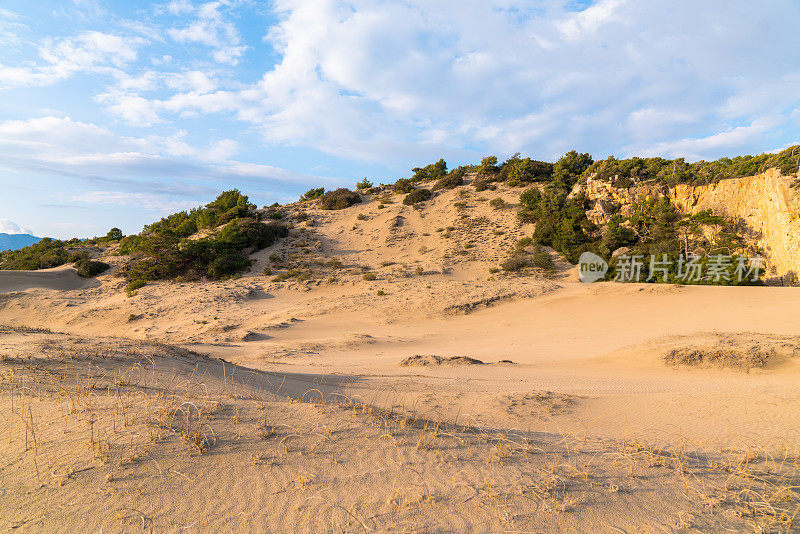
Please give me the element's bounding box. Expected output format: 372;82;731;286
0;266;97;293
1;179;798;532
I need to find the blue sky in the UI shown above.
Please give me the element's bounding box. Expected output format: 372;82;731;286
1;0;799;239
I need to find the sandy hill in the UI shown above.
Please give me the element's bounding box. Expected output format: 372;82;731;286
1;174;800;531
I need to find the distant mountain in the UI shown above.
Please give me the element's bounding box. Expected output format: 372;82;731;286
0;233;41;252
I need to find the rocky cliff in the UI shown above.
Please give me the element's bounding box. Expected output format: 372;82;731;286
671;168;800;282
572;168;800;283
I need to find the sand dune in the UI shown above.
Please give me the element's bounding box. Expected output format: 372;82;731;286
0;266;97;293
1;330;797;532
1;181;799;531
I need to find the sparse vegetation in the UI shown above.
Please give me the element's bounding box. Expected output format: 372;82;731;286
489;197;506;209
411;158;447;182
403;189;433;205
125;279;146;296
75;259;110;278
433;167;465;190
478;156;498;175
299;187;325;202
583;145;800;188
117;191;288;282
319;188;362;210
393;178;416;193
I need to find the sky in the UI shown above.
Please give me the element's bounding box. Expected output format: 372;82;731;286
0;0;799;239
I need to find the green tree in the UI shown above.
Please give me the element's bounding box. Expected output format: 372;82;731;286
106;227;124;240
553;151;593;187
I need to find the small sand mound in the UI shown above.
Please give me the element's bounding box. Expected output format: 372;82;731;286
400;354;485;366
659;333;800;370
664;346;775;370
240;331;269;341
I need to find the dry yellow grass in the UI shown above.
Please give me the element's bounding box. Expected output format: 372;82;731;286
1;330;797;532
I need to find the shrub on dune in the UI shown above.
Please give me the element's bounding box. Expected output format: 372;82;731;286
319;188;362;210
403;189;433;205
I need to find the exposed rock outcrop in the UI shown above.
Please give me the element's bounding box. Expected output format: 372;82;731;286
671;169;800;282
569;176;667;225
571;168;800;282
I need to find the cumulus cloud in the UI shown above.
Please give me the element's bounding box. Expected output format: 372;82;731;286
0;219;33;235
89;0;800;164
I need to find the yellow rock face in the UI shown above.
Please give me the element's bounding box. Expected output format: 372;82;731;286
670;168;800;281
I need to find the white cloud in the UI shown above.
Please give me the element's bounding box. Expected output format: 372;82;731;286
0;31;146;89
631;116;785;160
0;8;27;47
167;1;246;65
4;0;800;177
0;116;335;196
70;191;199;213
557;0;626;39
0;219;33;235
102;0;796;164
165;70;218;93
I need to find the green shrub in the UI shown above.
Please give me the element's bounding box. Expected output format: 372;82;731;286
120;193;289;283
272;270;299;282
500;255;529;272
530;249;555;271
516;237;533;250
363;272;377;281
319;188;362;210
356;213;367;220
411;159;447;182
125;279;146;296
356;178;373;190
0;238;72;270
377;289;386;296
393;178;416;193
473;178;489;191
403;189;433;205
503;155;553;184
580;146;800;188
489;197;506;209
105;228;124;241
433;168;465;190
300;188;325;201
207;254;251;279
479;156;498;175
553;151;593;187
75;259;110;277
